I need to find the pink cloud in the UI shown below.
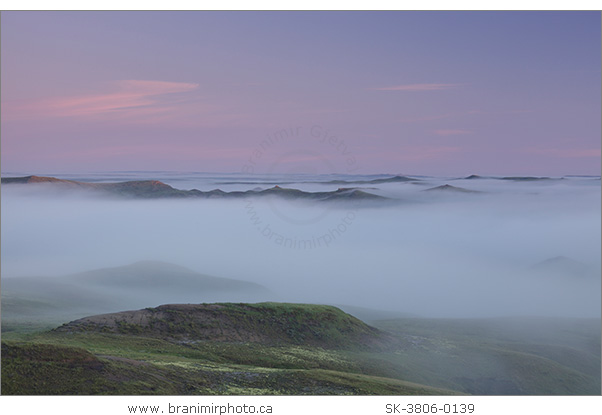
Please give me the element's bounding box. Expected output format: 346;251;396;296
397;108;530;124
365;146;461;162
397;113;455;123
467;109;533;115
3;80;199;120
433;129;472;136
371;83;459;91
526;148;601;158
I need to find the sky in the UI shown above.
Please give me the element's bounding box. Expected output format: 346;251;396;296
1;11;600;176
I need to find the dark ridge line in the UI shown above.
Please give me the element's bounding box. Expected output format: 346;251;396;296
424;184;483;193
1;175;390;202
215;175;419;185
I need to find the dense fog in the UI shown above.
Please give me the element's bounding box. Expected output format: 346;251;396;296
1;173;600;318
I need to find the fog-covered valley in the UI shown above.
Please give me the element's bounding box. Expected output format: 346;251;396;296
2;172;600;320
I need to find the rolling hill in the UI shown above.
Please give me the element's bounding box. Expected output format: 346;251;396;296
2;261;271;328
54;302;393;350
424;184;482;193
3;302;599;395
2;303;453;395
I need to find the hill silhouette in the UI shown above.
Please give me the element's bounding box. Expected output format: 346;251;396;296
55;302;393;350
530;256;593;278
2;261;271;323
424;184;481;193
1;175;388;201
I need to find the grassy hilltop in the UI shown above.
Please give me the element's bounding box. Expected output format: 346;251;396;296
1;302;453;395
53;303;392;350
2;301;600;395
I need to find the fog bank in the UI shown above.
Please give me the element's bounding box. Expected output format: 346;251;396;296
2;173;600;318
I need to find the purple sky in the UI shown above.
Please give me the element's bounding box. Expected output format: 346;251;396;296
1;11;600;176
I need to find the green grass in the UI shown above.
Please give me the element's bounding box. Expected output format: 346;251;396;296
1;338;457;395
2;305;600;395
1;303;451;395
54;302;392;350
367;318;601;395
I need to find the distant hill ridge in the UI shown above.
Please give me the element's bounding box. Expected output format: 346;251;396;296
460;174;567;181
215;175;419;185
530;256;594;278
324;175;416;184
1;175;388;201
54;302;394;350
2;175;80;184
424;184;482;193
2;261;271;320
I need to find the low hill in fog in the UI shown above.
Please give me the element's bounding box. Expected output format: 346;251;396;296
2;261;271;324
530;256;595;279
424;184;482;193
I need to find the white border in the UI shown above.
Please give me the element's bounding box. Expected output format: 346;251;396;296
1;4;600;413
0;396;601;415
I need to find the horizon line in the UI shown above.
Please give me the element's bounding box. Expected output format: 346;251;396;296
1;171;600;179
